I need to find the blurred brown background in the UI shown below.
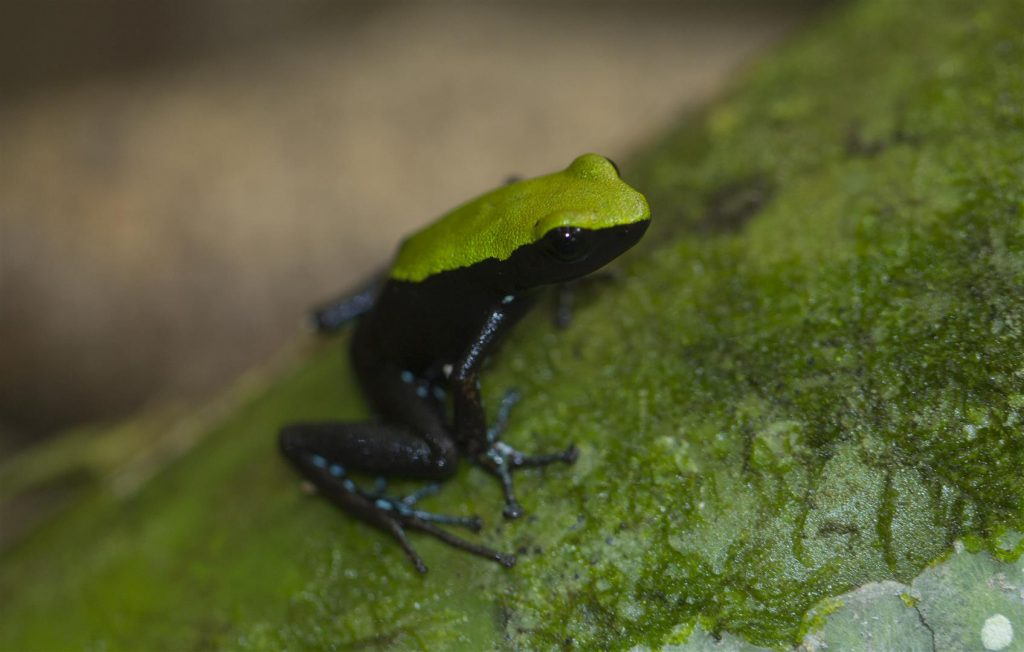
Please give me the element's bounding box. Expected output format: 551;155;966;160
0;1;824;451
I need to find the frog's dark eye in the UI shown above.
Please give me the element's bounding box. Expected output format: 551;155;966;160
546;226;589;262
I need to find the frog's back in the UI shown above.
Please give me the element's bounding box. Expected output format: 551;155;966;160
389;154;649;283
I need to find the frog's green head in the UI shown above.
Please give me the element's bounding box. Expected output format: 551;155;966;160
511;156;651;288
390;154;651;286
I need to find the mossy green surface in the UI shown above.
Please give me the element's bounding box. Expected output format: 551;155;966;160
2;0;1023;649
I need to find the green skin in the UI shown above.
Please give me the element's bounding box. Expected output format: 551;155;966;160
281;154;650;572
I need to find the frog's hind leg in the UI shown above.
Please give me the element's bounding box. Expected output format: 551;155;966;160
279;422;514;572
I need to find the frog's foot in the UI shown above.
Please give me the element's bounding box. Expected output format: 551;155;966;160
480;441;578;519
479;386;577;517
480;390;578;519
376;483;482;531
396;516;517;573
295;453;513;573
355;483;520;572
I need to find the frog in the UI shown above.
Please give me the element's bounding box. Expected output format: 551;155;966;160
280;153;650;573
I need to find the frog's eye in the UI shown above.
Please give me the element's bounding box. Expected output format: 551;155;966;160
545;226;589;262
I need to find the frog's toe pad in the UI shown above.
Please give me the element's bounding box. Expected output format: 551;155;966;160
502;502;524;520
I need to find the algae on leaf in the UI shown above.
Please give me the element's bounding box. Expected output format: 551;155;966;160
2;0;1023;649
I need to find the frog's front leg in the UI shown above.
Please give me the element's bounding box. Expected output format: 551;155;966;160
452;309;578;519
280;420;514;573
309;270;387;333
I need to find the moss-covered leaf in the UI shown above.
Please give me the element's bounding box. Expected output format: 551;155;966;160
2;0;1023;649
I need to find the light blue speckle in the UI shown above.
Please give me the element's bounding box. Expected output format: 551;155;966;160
502;294;514;304
342;479;356;492
376;499;393;511
312;455;327;469
329;464;344;477
401;370;415;383
416;386;429;398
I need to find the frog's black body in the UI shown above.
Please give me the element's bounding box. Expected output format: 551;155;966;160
356;268;535;391
281;220;648;572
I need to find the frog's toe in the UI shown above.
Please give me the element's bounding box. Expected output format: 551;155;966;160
502;501;524;520
487;389;522;443
381;495;481;532
511;442;578;469
400;482;442;505
405;518;515;569
414;510;482;532
561;443;579;464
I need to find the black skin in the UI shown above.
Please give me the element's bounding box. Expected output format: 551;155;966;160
280;219;649;573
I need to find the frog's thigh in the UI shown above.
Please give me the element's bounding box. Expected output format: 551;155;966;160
352;350;458;459
280;421;457;480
